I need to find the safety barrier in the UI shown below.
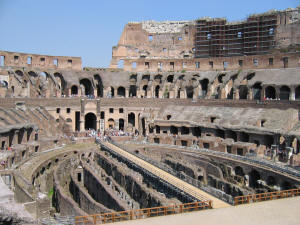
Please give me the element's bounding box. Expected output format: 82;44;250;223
75;200;212;224
234;188;300;205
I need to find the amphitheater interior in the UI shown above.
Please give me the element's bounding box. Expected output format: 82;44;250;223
0;5;300;225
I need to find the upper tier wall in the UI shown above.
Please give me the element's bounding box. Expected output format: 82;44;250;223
0;50;82;70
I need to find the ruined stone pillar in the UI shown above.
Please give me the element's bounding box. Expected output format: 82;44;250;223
290;87;295;101
125;88;129;98
248;89;253;100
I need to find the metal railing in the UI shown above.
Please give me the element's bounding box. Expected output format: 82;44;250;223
234;188;300;205
75;200;212;225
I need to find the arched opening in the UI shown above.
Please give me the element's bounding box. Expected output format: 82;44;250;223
129;85;137;97
235;166;244;176
71;85;78;95
84;113;96;130
265;86;276;99
281;181;292;190
128;113;135;127
143;85;148;97
240;132;249;142
227;130;237;142
200;79;208;97
80;79;93;96
94;74;103;97
117;86;125;97
217;74;225;83
227;88;233;99
239;85;248;99
15;70;23;76
142;75;150;81
249;170;261;188
279;86;290;100
295;86;300;100
28;71;38;78
253;82;262;100
216;129;225;138
108;118;115;129
167;75;174;83
119;118;124;131
186;86;194;99
54;72;66;95
181;126;189;135
266;176;276;186
154;74;162;81
265;135;274;148
191;126;201;137
170;126;178;135
155;85;160;98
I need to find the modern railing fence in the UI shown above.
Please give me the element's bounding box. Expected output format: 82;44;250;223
234;188;300;205
75;201;212;225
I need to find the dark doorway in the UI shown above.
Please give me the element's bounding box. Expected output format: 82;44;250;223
117;86;126;97
71;85;78;95
85;113;96;130
128;113;135;127
75;111;80;131
279;86;290;100
119;118;124;131
265;86;276;99
80;79;93;96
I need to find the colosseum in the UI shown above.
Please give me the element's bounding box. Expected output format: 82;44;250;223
1;5;300;225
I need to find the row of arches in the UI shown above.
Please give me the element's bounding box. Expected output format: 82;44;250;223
234;166;293;190
84;112;136;131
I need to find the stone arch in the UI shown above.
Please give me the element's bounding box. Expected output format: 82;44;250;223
28;71;38;78
117;86;125;97
200;79;209;96
167;75;174;83
186;86;194;99
54;72;66;95
94;74;103;97
235;166;244;176
249;170;261;188
227;130;237;142
217;74;225;83
181;126;189;135
178;75;185;80
142;85;148;97
129;85;137;97
154;74;162;81
253;82;262;100
279;86;290;100
155;85;160;98
128;112;135;127
295;86;300;100
84;113;96;130
71;85;78;95
15;70;23;76
265;86;276;99
170;126;178;135
107;118;115;129
80;78;93;96
142;75;150;81
239;85;248;99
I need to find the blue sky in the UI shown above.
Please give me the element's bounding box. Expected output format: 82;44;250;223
0;0;298;67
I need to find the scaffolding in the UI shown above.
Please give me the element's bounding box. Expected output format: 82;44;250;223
195;13;278;58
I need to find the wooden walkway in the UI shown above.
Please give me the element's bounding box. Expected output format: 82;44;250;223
102;142;230;209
